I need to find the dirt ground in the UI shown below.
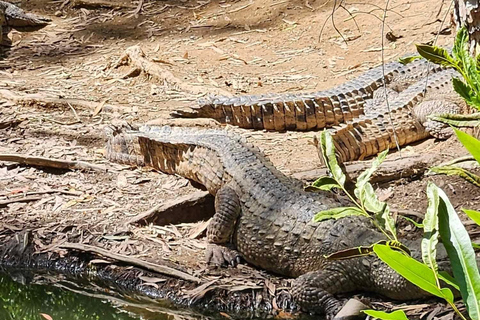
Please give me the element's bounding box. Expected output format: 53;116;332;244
1;0;480;318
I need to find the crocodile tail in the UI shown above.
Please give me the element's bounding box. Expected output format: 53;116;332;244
3;2;51;31
171;58;444;131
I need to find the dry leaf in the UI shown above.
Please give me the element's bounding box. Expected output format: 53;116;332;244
40;314;53;320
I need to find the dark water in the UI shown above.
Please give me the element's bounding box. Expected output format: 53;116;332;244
0;272;215;320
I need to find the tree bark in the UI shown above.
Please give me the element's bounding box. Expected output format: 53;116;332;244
454;0;480;51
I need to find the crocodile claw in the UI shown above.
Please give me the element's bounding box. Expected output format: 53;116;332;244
205;244;241;267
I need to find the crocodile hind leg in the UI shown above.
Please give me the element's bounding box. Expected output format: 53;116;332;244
205;185;242;266
291;268;355;318
413;99;465;139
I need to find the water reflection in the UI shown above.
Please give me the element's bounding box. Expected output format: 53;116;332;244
0;272;212;320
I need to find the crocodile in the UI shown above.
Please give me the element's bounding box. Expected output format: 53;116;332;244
105;124;454;317
320;68;472;163
0;1;50;46
171;57;445;131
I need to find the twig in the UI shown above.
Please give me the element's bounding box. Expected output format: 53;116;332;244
0;189;83;197
0;196;43;207
380;0;401;155
59;242;202;283
0;154;107;172
0;89;132;114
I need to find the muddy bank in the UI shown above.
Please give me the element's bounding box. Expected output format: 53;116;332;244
0;230;304;320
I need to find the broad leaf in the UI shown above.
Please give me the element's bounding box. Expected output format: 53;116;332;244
398;55;422;65
416;44;456;68
430;113;480;127
356;149;388;191
422;183;440;276
438;271;461;291
453;27;469;68
309;176;340;191
463;209;480;226
430;165;480;187
313;207;365;222
436;184;480;319
373;244;455;303
453;128;480;164
363;309;409;320
452;77;474;102
319;131;346;187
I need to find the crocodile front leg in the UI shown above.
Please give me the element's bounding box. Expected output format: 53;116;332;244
205;185;241;266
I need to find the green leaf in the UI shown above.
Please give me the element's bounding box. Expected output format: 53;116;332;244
463;209;480;226
453;27;469;65
452;77;474;102
313;207;366;222
430;165;480;187
472;243;480;249
438;271;461;291
435;184;480;319
398;55;422;65
416;44;456;68
453;128;480;164
319;130;346;187
429;113;480;127
373;244;455;303
356;149;388;191
422;183;440;276
309;176;340;191
363;309;409;320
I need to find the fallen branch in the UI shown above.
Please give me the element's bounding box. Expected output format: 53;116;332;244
292;154;442;183
0;154;107;172
0;90;133;114
114;45;232;97
127;191;214;226
72;0;136;9
59;242;201;283
0;196;42;207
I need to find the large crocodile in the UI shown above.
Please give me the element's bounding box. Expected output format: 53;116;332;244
172;57;445;131
0;1;50;46
321;68;472;163
105;125;453;316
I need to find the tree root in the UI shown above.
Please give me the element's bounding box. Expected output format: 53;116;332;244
114;45;232;97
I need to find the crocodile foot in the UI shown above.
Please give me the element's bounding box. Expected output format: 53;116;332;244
205;244;241;267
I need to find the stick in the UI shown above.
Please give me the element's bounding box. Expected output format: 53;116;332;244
0;154;107;172
0;196;42;207
59;242;201;283
0;90;132;114
292;154;442;183
114;45;232;97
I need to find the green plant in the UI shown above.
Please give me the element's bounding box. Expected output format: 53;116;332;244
413;27;480;111
430;128;480;187
311;130;396;241
312;131;480;320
